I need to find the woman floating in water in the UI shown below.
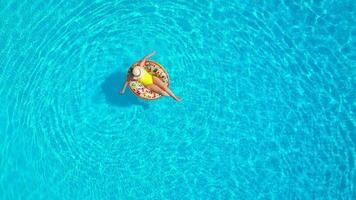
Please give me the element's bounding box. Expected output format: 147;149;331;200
120;50;181;102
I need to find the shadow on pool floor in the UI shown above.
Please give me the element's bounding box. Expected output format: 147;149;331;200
101;71;149;109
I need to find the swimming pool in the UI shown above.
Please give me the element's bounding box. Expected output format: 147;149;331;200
0;0;355;199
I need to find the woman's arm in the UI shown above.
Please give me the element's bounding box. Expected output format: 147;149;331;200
120;79;129;95
139;50;156;67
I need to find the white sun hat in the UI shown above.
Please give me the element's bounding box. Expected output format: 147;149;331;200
132;66;144;79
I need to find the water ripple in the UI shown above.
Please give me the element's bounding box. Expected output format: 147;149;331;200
0;0;355;199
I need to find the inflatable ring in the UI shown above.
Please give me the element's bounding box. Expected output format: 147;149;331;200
128;60;170;100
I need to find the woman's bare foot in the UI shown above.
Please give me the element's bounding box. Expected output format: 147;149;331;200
174;96;181;102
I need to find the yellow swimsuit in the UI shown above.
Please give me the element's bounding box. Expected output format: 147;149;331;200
138;69;153;86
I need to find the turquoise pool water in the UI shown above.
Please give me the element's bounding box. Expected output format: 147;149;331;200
0;0;355;199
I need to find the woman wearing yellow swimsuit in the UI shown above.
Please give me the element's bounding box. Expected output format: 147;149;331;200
120;50;181;102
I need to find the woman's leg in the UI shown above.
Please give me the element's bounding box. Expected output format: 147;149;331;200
152;76;180;101
146;84;169;96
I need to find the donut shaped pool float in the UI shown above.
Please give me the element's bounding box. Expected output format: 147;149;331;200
128;60;170;100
